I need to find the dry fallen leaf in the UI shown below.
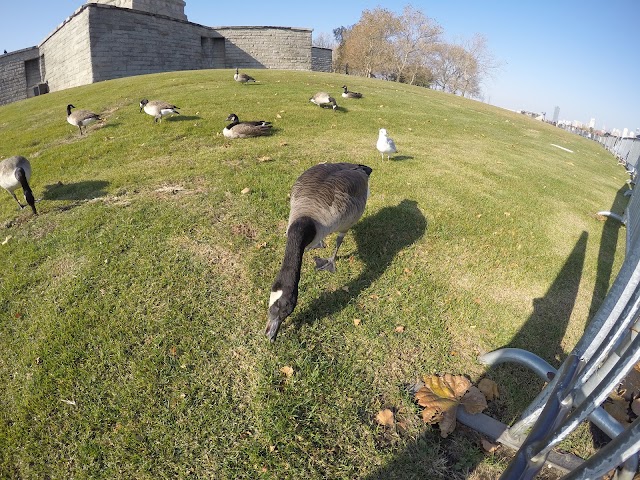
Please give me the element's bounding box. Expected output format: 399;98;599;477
478;378;500;401
280;366;294;377
415;374;485;438
375;408;395;427
353;318;362;326
394;325;405;333
1;235;12;245
241;187;251;194
276;114;282;119
481;438;499;453
257;156;273;163
460;386;488;414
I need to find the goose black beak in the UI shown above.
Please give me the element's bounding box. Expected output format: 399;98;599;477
265;315;281;343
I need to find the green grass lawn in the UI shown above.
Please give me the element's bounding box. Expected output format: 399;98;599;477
0;69;627;479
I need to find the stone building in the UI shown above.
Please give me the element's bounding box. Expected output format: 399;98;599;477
0;0;333;106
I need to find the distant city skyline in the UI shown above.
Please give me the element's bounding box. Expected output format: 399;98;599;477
1;0;638;134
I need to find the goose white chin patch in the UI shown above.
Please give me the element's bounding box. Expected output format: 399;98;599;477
269;290;283;307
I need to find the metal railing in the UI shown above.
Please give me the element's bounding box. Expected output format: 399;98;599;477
458;137;640;479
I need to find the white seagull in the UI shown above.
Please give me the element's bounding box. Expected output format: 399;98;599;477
376;128;397;160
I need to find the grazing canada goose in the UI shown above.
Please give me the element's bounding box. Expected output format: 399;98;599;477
223;113;272;138
377;128;397;160
234;68;256;84
139;99;180;123
265;162;372;342
341;85;363;99
0;156;37;214
66;104;101;135
309;92;338;110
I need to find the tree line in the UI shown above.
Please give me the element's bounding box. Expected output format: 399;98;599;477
313;6;499;99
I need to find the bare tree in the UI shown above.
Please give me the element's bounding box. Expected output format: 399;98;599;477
390;6;442;85
339;8;398;78
313;32;336;49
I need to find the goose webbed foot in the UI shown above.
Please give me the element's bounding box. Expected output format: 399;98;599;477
314;256;336;273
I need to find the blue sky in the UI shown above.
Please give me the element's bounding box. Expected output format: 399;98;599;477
2;1;639;133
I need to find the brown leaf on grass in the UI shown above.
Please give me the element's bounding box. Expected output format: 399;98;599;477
353;318;362;326
481;438;499;453
257;156;273;163
394;325;405;333
375;408;395;427
461;386;488;414
415;374;476;438
280;366;294;377
478;378;500;401
241;187;251;195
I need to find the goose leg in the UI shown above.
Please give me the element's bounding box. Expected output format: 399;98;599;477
10;192;25;209
314;232;346;273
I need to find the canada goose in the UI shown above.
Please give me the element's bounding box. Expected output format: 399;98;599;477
309;92;338;110
0;156;36;214
341;85;363;99
234;68;256;84
265;162;372;342
376;128;397;160
223;113;272;138
66;104;101;135
139;99;180;123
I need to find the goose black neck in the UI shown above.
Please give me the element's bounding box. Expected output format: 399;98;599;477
273;217;316;289
15;167;36;214
67;105;72;116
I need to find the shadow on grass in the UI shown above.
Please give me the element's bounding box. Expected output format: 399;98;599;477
587;184;629;320
391;155;414;161
41;180;110;201
364;230;589;480
166;115;201;122
292;199;427;332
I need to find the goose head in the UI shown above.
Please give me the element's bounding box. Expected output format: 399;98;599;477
139;99;149;112
226;113;239;122
342;85;348;92
24;189;37;215
266;286;298;342
66;104;75;115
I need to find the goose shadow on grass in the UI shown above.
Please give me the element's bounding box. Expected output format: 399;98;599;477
390;155;413;161
165;115;201;122
292;199;427;332
41;180;110;201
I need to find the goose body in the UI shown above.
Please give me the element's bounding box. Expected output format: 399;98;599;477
341;85;363;99
377;128;397;160
310;92;338;110
266;162;372;341
223;113;272;138
0;156;37;214
139;99;180;122
234;68;256;84
66;104;101;135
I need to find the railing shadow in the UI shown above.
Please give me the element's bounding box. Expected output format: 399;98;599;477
587;184;629;321
292;199;427;332
365;230;589;479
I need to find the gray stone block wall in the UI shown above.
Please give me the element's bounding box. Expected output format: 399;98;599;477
311;47;332;72
39;7;94;92
89;5;221;82
0;3;318;106
0;47;41;105
216;26;312;70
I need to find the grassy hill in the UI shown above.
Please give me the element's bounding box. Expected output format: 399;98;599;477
0;69;627;479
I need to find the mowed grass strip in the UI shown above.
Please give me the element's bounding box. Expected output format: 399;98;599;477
0;69;626;478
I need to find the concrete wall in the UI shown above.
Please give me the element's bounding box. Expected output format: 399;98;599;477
88;5;222;82
216;26;312;70
0;3;317;105
0;47;42;105
311;47;332;73
90;0;187;21
39;7;94;92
